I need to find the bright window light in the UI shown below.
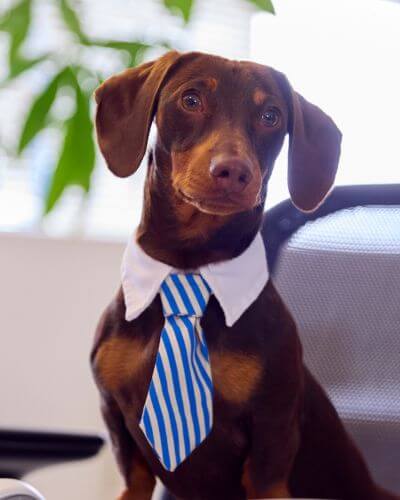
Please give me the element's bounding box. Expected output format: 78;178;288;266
251;0;400;208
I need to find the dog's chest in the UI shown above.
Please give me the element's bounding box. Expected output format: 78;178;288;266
93;297;264;414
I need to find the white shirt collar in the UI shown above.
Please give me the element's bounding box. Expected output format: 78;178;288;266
121;231;269;327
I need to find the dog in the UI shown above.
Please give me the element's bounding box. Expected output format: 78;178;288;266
91;51;397;500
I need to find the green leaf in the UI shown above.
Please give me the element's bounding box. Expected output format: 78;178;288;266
44;70;95;214
95;40;149;66
245;0;275;14
0;1;46;81
0;0;32;59
6;54;45;81
58;0;87;42
18;68;70;153
163;0;194;23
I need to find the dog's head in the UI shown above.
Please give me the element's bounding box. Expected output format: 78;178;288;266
95;51;341;215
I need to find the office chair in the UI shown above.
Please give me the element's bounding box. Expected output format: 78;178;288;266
265;184;400;494
0;429;103;500
0;479;44;500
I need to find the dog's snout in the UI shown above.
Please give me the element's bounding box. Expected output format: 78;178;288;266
210;157;253;194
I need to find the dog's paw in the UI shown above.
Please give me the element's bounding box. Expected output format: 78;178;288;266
251;481;291;499
266;484;290;498
117;489;153;500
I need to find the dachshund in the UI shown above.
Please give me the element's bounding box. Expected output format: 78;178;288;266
91;51;397;500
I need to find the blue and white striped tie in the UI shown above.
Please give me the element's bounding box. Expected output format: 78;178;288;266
139;273;213;471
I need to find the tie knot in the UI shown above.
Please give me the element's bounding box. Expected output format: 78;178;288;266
160;273;211;317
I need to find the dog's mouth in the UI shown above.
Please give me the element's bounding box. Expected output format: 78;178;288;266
177;189;257;215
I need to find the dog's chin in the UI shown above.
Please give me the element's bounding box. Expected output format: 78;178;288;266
177;189;257;216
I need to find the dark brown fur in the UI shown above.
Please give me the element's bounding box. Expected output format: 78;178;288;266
91;51;397;499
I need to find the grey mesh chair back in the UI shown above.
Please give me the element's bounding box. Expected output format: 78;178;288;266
265;185;400;494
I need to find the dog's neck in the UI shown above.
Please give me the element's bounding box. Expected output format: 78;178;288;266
136;146;265;269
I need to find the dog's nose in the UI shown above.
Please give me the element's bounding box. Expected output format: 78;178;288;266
210;158;253;194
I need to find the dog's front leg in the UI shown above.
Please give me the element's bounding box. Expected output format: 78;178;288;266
101;394;156;500
241;338;304;500
242;402;301;499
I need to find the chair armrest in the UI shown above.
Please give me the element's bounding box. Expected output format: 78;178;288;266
0;479;45;499
0;428;104;479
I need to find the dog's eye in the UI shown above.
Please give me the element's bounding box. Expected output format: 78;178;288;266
261;108;280;127
182;92;203;111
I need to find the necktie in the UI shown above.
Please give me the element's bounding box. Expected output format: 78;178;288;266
139;273;213;471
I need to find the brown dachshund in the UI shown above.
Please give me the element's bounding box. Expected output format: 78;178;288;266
91;51;397;500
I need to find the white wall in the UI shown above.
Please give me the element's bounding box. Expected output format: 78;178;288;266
0;233;126;499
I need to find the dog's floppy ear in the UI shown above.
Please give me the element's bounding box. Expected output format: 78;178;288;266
274;71;342;212
95;50;180;177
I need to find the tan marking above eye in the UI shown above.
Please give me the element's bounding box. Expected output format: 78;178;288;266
205;77;218;91
94;336;153;391
210;351;263;403
253;88;267;106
